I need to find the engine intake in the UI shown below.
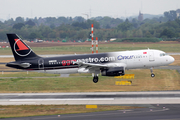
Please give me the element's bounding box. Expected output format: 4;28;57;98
101;67;125;76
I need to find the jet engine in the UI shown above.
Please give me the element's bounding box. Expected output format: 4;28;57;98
101;67;125;76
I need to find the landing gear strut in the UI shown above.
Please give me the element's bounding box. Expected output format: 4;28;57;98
93;76;98;83
150;67;155;78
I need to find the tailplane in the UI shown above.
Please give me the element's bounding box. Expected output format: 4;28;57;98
7;34;39;61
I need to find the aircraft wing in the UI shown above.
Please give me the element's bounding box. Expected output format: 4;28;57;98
75;61;127;71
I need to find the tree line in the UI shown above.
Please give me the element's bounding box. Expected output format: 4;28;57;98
0;9;180;42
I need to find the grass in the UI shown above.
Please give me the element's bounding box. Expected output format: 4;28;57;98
170;55;180;66
0;69;179;93
0;42;180;55
0;57;14;62
0;72;60;77
0;105;141;118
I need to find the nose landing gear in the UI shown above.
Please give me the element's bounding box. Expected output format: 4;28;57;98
150;67;155;78
151;73;155;77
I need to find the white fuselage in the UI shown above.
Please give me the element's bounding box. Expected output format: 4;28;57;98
114;49;174;69
37;49;174;74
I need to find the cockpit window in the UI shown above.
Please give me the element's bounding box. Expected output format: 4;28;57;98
160;53;167;57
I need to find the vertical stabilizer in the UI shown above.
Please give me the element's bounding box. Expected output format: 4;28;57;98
7;34;39;61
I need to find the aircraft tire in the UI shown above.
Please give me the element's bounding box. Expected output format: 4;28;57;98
151;73;155;78
93;76;98;83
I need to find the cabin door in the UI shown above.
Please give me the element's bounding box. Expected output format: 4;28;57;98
38;58;44;69
149;51;154;61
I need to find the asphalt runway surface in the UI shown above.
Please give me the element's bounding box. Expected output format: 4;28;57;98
1;91;180;105
155;65;180;73
3;104;180;120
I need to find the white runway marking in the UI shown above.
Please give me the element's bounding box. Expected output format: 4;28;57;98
1;92;180;105
9;98;115;101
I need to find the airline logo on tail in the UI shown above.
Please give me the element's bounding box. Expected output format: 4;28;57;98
14;39;31;56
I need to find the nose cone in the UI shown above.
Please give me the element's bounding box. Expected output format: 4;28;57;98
169;56;175;64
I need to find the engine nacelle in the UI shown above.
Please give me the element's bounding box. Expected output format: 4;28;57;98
101;67;125;76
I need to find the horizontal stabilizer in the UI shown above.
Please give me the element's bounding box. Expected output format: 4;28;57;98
6;62;31;68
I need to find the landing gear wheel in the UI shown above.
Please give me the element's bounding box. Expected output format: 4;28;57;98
151;73;155;78
150;67;155;78
93;76;98;83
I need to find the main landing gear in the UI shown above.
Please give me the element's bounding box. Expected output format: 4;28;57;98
150;67;155;78
92;71;99;83
93;75;99;83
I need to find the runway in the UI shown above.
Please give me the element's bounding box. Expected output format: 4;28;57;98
155;65;180;70
155;65;180;73
1;91;180;105
3;104;180;120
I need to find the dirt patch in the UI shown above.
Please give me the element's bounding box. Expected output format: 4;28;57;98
1;41;180;48
0;105;140;118
170;55;180;66
1;42;110;48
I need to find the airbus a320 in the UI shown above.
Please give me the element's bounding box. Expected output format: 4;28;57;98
6;34;174;83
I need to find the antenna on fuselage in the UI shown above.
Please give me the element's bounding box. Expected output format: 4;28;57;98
145;46;149;50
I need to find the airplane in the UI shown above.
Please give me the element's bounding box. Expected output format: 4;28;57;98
6;34;175;83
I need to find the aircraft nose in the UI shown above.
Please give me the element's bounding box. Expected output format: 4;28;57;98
169;56;175;63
